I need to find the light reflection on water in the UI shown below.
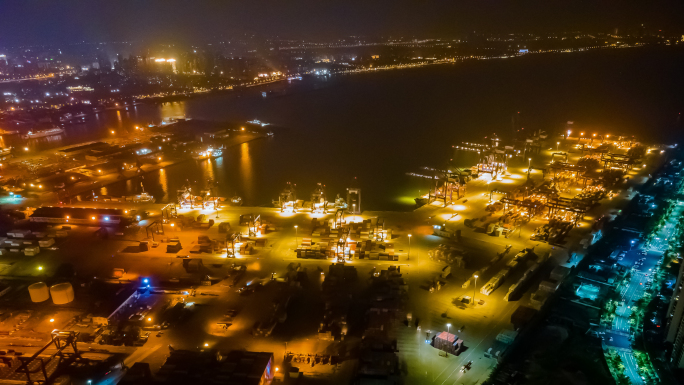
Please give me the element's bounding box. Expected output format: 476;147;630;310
159;168;168;202
239;142;253;200
160;102;187;119
68;49;678;211
202;158;216;183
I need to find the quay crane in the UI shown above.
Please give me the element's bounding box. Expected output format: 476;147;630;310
273;182;297;212
311;183;328;213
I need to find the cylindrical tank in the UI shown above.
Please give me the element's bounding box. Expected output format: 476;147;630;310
28;282;50;303
50;283;74;305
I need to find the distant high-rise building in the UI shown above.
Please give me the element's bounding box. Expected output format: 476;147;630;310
97;53;111;72
666;262;684;368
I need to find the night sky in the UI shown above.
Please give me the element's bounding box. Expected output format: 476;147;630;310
1;0;683;45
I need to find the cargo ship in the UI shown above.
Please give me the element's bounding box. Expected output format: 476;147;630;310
192;148;222;160
160;115;190;126
91;192;155;203
22;127;64;139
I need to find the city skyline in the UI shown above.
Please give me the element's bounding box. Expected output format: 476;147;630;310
1;0;684;45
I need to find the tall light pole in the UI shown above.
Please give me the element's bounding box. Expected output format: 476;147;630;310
294;225;298;248
408;234;412;260
556;142;560;151
473;274;478;307
528;158;531;169
566;130;571;141
446;323;451;335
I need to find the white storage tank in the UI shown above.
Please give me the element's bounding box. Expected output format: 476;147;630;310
50;283;74;305
28;282;50;303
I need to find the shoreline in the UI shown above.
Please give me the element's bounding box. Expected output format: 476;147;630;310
129;44;645;106
61;133;266;203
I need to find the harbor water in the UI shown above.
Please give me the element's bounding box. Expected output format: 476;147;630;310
16;46;684;211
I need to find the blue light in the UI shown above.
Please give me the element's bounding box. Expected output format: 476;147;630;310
104;217;109;221
143;278;149;284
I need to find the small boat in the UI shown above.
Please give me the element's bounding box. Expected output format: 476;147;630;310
247;119;270;127
415;197;429;207
230;196;243;206
23;127;64;139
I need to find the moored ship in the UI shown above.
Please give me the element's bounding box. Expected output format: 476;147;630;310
22;127;64;139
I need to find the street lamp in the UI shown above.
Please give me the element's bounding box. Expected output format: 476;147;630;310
579;132;584;144
473;274;478;307
294;225;298;248
408;234;412;260
556;142;560;151
566;130;571;140
446;323;451;335
528;158;531;168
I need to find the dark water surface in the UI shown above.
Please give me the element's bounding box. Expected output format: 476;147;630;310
50;46;684;210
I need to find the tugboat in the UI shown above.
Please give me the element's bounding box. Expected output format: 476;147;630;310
415;196;429;207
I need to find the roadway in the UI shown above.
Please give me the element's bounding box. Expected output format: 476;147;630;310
606;202;682;384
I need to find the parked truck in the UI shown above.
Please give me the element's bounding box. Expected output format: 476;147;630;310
480;269;510;296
